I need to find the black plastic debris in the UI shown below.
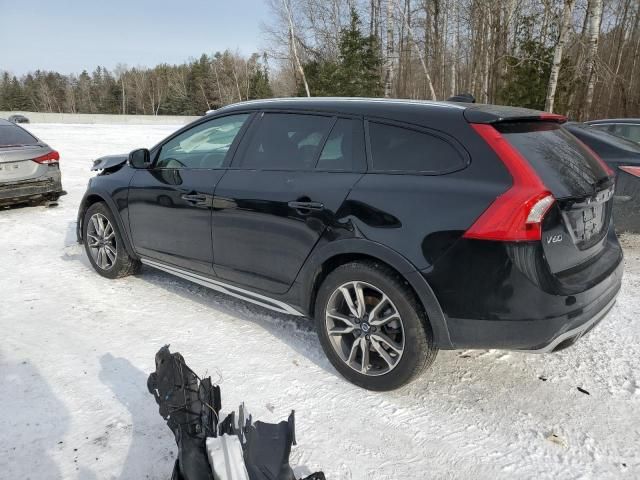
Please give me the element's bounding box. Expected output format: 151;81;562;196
148;345;324;480
147;345;219;480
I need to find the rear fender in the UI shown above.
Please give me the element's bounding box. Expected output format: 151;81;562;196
297;238;453;349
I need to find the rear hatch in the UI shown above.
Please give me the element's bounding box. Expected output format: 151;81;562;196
496;121;615;274
0;124;47;184
490;120;622;295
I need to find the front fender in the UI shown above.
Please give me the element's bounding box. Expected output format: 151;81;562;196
76;188;139;260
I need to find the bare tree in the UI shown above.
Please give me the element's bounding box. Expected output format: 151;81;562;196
449;0;458;98
396;0;436;100
583;0;603;119
283;0;311;97
545;0;576;112
384;0;395;97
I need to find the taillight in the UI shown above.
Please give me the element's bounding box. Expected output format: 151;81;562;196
33;150;60;164
463;123;555;242
619;166;640;178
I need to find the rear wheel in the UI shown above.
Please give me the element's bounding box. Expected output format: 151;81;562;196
315;261;437;391
83;202;140;279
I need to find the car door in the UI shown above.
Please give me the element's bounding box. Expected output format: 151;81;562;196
212;112;366;294
128;113;252;273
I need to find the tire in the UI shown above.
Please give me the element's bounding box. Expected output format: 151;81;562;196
83;202;140;279
315;261;438;391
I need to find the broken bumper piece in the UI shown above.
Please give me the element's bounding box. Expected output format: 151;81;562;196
147;345;325;480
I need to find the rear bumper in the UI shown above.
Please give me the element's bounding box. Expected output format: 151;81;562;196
520;294;617;353
441;257;622;351
0;173;63;205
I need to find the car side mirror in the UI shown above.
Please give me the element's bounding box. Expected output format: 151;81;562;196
129;148;151;169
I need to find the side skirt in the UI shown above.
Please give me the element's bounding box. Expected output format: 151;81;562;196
141;258;305;317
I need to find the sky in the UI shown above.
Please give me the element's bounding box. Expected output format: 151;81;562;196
0;0;269;76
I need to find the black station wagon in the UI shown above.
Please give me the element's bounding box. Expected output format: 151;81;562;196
78;98;623;390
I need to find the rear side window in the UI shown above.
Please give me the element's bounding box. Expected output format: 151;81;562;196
611;123;640;143
497;122;609;197
316;118;364;171
0;125;38;147
368;122;465;173
590;124;617;135
238;113;333;170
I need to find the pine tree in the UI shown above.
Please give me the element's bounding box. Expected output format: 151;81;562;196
0;72;10;109
249;65;273;100
301;9;382;97
499;18;553;110
334;9;382;97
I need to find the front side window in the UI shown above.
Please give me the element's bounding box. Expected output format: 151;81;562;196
155;114;250;169
238;113;333;170
368;122;465;173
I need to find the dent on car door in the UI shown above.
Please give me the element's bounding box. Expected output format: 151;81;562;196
212;112;365;294
127;113;252;273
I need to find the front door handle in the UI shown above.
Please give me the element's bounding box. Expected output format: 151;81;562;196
288;201;324;212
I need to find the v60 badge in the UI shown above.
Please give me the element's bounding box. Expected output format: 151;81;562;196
547;234;563;244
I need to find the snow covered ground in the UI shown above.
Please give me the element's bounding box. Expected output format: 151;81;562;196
1;123;639;480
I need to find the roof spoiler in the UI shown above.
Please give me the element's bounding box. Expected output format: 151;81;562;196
464;106;568;125
447;93;476;103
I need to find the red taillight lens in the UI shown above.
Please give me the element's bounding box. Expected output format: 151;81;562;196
619;166;640;178
463;123;554;242
33;150;60;164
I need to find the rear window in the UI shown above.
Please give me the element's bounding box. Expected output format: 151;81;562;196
368;122;466;173
0;125;38;147
238;113;333;170
497;122;609;197
316;118;364;171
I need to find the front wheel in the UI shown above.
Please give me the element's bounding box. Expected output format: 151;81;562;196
83;202;140;279
315;261;437;391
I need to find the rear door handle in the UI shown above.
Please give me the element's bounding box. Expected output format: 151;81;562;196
181;194;208;205
288;201;324;212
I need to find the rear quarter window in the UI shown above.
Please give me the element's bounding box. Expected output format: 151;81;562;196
367;121;467;174
0;125;38;147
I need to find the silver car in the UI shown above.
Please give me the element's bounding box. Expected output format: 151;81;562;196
0;119;64;207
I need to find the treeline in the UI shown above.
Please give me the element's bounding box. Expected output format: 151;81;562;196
265;0;640;119
2;0;639;119
0;51;272;116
